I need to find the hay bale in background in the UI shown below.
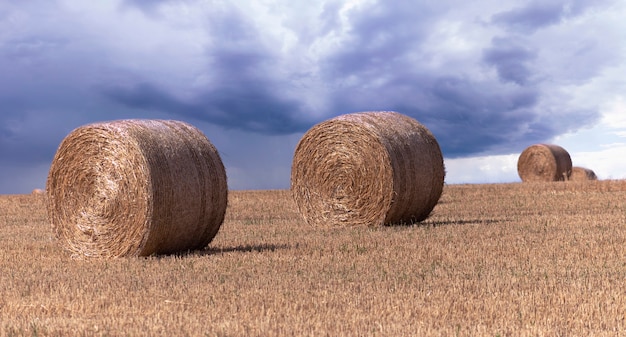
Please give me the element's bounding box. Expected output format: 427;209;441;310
31;189;44;196
517;144;572;182
46;120;228;258
569;166;598;181
291;111;445;227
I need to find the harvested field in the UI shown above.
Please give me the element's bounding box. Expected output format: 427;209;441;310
1;181;626;336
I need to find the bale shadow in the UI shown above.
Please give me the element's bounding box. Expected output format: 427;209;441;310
421;218;509;227
196;243;291;256
152;243;291;259
390;218;509;227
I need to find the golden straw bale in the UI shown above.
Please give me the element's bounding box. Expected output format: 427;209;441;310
46;119;227;258
291;111;445;227
31;188;44;196
517;144;572;182
569;166;598;181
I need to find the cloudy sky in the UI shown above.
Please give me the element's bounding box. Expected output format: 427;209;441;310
1;0;625;193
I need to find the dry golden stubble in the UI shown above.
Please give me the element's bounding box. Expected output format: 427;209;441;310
291;111;445;227
569;166;598;181
46;119;227;258
517;144;572;182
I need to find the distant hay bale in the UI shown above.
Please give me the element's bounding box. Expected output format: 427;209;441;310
517;144;572;182
31;189;44;196
569;166;598;181
46;119;228;258
291;111;445;227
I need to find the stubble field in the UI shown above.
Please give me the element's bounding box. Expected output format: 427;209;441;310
1;180;626;336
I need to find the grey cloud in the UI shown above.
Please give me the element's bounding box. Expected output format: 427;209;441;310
323;1;440;78
321;64;550;156
316;1;573;157
387;77;545;156
100;0;604;159
0;0;609;190
491;0;608;33
482;36;537;85
1;36;67;63
319;1;343;36
492;2;566;33
101;4;312;134
0;114;67;167
0;35;156;172
120;0;173;15
101;81;310;134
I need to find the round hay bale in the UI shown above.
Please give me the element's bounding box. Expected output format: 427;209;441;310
291;111;445;227
517;144;572;182
46;119;228;258
31;188;45;196
569;166;598;181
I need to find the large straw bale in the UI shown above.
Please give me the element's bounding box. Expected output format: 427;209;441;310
291;111;445;226
46;119;227;258
569;166;598;181
517;144;572;182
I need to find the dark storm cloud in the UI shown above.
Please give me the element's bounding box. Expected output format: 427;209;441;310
101;0;603;157
0;0;618;193
368;75;546;156
491;2;568;33
482;37;536;85
102;81;309;134
0;112;73;167
491;0;608;33
315;0;599;157
323;1;438;78
0;35;91;167
102;3;312;134
120;0;172;14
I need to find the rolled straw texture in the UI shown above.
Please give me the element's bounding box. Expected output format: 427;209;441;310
569;166;598;181
46;119;227;258
517;144;572;182
291;111;445;227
